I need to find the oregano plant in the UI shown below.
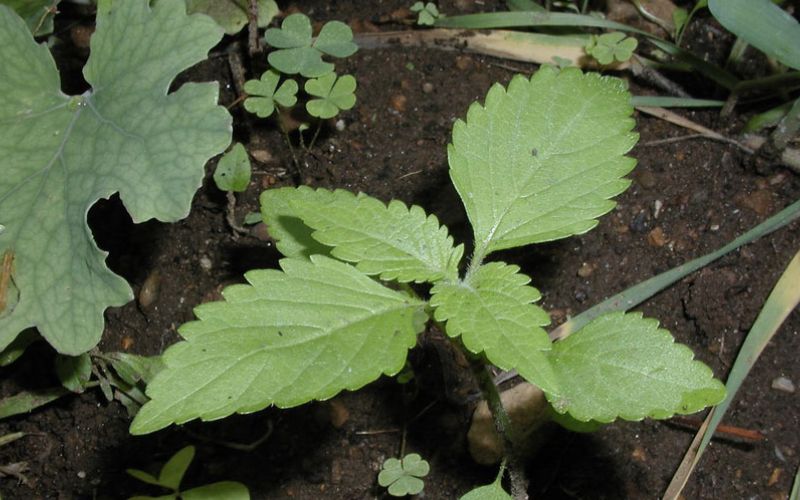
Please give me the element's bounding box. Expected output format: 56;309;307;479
131;67;724;492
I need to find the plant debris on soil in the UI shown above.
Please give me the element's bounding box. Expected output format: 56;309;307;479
1;1;798;499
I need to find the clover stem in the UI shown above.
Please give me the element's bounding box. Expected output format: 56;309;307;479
308;121;323;152
470;357;529;500
280;128;302;183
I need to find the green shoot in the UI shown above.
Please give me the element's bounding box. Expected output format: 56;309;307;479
243;69;298;118
378;453;430;497
213;143;253;235
127;445;250;500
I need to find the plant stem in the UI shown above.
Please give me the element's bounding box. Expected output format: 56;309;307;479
226;191;249;237
755;96;800;171
308;121;323;152
470;357;529;500
280;127;302;183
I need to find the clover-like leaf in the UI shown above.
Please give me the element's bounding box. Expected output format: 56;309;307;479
186;0;278;35
268;186;462;283
448;67;636;258
243;69;298;118
378;454;430;497
586;32;638;65
305;73;357;119
430;262;558;395
410;2;441;26
546;312;726;423
265;13;356;77
131;255;426;434
0;1;232;354
213;143;251;193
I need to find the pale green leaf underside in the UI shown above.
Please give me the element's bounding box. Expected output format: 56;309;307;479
448;66;637;255
460;482;512;500
546;312;726;423
0;2;231;354
430;262;558;394
260;187;334;259
131;255;426;434
285;187;462;283
185;0;278;35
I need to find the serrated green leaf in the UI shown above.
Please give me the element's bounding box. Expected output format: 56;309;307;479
185;0;278;35
305;73;357;119
0;1;232;355
430;262;558;394
131;255;426;434
182;481;250;500
260;187;334;259
1;0;58;36
159;445;194;491
214;143;251;193
448;67;637;258
285;187;462;283
54;353;92;393
313;20;357;58
243;69;298;118
546;312;725;423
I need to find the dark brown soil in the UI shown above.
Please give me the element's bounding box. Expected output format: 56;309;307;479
1;1;798;499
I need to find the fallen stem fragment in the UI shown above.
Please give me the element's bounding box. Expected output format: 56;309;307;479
0;250;13;314
667;416;764;442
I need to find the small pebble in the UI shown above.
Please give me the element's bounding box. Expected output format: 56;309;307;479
199;255;213;271
647;227;667;247
335;119;346;131
768;467;782;487
328;400;350;428
390;94;407;113
577;262;594;278
249;149;272;163
422;82;434;93
77;471;86;479
771;376;795;393
629;211;649;233
653;200;663;219
455;55;473;71
138;270;160;308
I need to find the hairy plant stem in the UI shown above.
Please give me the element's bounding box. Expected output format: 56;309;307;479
470;357;529;500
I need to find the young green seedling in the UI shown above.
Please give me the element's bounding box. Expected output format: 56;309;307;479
131;66;725;495
378;453;430;497
127;445;250;500
410;2;442;26
213;143;253;236
585;32;638;65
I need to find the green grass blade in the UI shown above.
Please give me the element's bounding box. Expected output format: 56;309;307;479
551;198;800;340
507;0;546;12
791;464;800;500
663;248;800;499
744;101;794;132
631;96;725;108
709;0;800;70
0;387;71;419
434;11;738;88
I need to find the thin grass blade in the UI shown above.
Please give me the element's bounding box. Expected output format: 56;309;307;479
631;96;724;108
551;198;800;340
663;248;800;499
